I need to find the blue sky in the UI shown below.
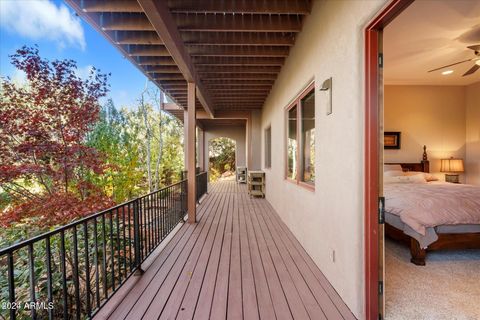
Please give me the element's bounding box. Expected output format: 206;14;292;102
0;0;150;109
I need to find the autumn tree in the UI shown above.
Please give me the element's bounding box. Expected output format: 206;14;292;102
0;46;113;227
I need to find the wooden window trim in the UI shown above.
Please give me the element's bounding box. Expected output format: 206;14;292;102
264;125;272;169
284;81;315;191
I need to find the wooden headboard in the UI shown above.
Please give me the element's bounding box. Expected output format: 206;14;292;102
385;145;430;173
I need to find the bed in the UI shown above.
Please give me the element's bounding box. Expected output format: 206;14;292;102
384;147;480;265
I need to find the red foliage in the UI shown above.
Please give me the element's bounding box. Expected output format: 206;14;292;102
0;46;112;227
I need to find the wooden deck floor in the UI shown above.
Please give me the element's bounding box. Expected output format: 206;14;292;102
97;181;355;320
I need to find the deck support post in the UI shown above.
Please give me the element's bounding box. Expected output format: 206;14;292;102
187;82;197;223
198;128;205;171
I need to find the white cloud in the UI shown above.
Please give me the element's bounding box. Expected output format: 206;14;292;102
0;0;86;50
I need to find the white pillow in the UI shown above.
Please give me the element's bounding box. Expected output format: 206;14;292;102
384;164;403;172
384;170;404;177
403;171;438;182
384;173;427;184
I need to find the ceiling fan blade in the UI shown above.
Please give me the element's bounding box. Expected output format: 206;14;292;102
463;64;480;76
467;44;480;51
428;58;473;72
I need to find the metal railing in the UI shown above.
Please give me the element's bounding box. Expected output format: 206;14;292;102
196;172;208;202
0;173;208;320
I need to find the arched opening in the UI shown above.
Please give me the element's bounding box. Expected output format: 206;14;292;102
208;137;236;182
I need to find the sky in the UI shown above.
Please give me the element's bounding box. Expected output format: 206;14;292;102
0;0;151;109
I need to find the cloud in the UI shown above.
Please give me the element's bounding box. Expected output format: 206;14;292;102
0;0;86;50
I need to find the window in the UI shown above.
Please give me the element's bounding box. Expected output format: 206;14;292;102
265;126;272;168
285;82;315;187
287;106;297;179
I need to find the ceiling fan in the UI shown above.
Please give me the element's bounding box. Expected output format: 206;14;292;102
428;44;480;76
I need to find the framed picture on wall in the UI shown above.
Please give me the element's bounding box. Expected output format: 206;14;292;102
384;132;401;149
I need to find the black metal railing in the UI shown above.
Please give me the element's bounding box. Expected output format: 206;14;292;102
196;172;208;202
0;176;208;320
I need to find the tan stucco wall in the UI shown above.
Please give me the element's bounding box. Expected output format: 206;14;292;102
204;125;247;177
250;110;263;170
384;85;467;182
466;82;480;185
259;0;387;318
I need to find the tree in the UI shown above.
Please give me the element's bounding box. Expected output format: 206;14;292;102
0;46;113;227
209;138;236;181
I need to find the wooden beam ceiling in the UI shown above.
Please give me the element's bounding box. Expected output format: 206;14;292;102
67;0;311;113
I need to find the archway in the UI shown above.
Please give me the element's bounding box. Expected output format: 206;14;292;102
208;137;236;182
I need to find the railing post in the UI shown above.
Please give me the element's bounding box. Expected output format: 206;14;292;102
133;199;143;275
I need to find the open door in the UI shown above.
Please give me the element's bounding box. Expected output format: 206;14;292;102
364;1;414;319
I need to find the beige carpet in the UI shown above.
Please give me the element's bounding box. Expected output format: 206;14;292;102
385;238;480;320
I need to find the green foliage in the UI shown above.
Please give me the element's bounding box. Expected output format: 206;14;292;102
209;137;236;182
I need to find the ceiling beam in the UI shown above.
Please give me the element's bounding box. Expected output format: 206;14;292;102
124;45;171;56
188;46;290;57
135;56;176;65
203;79;275;85
209;88;271;92
205;84;273;88
181;32;295;46
107;31;163;45
80;0;143;13
192;56;285;66
197;66;281;74
138;0;214;118
151;73;186;81
168;0;311;15
144;65;181;73
202;74;277;81
100;13;154;31
175;14;303;32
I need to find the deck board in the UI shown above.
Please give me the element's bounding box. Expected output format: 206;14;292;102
100;181;355;320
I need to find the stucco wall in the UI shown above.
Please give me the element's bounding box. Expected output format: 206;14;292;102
259;0;386;318
466;82;480;185
204;125;247;176
384;85;467;182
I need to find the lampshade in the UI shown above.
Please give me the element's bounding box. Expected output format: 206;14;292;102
440;158;464;173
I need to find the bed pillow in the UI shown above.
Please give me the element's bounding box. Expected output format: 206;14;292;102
384;170;404;177
384;164;403;172
384;173;427;184
403;171;439;182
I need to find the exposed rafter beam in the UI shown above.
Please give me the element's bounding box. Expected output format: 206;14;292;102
202;74;277;80
188;46;290;57
100;13;154;31
181;32;295;46
203;79;275;85
144;65;181;73
151;73;186;81
138;0;214;118
175;14;302;32
192;56;285;66
168;0;311;15
123;45;170;56
135;56;176;65
107;31;163;45
80;0;143;13
197;66;281;74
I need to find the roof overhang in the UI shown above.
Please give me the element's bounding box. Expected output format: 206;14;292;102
66;0;311;116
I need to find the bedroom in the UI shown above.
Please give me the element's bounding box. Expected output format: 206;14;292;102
382;1;480;318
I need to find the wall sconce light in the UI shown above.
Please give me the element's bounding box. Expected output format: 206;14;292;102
320;77;332;115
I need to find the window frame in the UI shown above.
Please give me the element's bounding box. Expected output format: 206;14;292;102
264;125;272;169
284;81;315;190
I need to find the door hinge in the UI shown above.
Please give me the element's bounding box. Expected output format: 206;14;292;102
379;280;384;295
378;53;383;68
378;196;385;224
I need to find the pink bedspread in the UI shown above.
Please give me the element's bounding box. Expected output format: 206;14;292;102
384;182;480;235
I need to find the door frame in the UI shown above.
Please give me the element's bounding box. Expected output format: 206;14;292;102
364;1;414;319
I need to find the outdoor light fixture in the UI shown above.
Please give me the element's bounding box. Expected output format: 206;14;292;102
440;157;464;183
441;70;454;75
320;77;332;115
